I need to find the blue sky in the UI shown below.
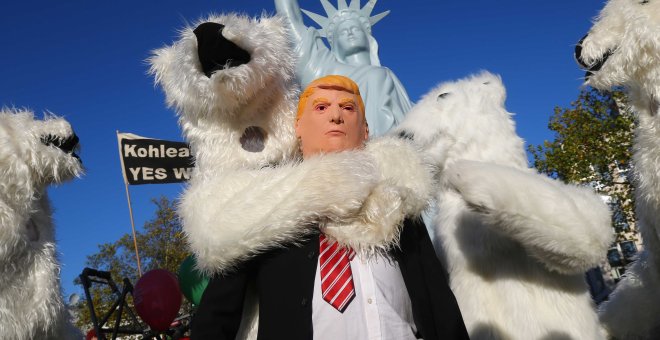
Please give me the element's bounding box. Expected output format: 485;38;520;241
0;1;606;298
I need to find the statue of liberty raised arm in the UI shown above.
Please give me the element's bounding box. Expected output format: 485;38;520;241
275;0;412;137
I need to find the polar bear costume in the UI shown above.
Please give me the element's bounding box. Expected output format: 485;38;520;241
0;109;83;339
392;72;613;340
150;13;431;338
576;0;660;338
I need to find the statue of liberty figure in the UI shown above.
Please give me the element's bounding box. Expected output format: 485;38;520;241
275;0;412;137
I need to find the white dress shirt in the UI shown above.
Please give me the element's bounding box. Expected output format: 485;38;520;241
312;253;419;340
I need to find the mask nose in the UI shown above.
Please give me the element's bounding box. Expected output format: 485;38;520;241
329;107;344;124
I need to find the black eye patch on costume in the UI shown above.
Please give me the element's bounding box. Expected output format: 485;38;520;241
194;22;251;78
437;92;450;101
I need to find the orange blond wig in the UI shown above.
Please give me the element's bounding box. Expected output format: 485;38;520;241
296;75;365;121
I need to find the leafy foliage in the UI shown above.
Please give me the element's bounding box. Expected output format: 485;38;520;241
529;88;633;182
72;196;191;332
528;87;637;245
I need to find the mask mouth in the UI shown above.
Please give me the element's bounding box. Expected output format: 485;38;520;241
575;34;615;80
41;132;81;162
194;22;251;78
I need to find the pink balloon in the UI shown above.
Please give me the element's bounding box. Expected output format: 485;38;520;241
133;269;182;331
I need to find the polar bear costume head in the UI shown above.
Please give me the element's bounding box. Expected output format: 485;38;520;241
578;2;660;338
149;14;298;171
0;108;82;218
575;0;660;116
392;72;613;340
0;108;82;339
391;71;527;171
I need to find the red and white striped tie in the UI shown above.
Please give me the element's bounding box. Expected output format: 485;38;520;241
319;234;356;313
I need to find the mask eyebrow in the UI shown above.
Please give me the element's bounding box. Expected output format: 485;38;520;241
339;98;356;107
312;98;330;107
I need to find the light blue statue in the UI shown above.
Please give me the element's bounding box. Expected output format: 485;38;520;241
275;0;412;137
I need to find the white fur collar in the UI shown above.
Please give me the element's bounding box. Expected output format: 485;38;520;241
186;136;432;274
322;137;433;255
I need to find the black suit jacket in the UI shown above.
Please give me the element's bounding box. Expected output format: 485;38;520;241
193;218;469;340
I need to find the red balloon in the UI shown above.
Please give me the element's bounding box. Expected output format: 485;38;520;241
133;269;182;331
85;328;97;340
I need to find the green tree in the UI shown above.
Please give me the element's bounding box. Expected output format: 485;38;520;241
528;87;638;281
73;196;191;332
529;88;633;183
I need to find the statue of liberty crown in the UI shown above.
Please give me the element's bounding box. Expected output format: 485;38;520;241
301;0;390;45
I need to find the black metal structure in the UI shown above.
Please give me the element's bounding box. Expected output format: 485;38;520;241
79;267;147;340
79;267;191;340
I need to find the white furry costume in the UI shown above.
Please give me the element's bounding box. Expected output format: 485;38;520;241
392;72;613;340
150;13;431;338
576;1;660;338
0;109;82;339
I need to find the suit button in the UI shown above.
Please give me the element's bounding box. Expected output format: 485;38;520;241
301;298;308;306
307;251;315;259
